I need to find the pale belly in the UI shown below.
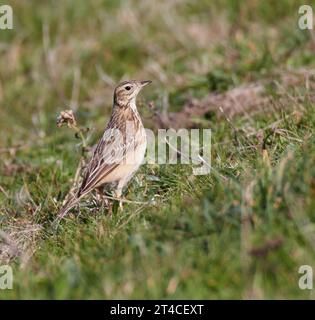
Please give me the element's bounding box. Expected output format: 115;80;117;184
98;139;147;185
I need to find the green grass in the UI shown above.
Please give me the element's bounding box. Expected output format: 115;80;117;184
1;0;315;299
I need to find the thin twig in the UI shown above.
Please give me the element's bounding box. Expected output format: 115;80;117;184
0;184;9;198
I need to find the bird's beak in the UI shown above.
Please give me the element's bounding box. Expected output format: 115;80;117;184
139;80;152;87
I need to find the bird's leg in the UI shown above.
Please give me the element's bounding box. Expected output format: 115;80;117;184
114;187;123;210
95;187;108;206
95;187;112;214
114;177;132;211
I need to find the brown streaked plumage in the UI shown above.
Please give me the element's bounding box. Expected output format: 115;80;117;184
58;80;151;219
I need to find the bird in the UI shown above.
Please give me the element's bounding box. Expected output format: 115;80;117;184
57;80;151;219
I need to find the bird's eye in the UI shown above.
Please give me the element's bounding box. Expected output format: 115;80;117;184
125;86;131;91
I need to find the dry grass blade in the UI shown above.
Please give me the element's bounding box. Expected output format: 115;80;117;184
0;184;9;198
0;223;42;265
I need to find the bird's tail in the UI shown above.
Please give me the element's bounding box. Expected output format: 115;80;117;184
57;193;82;220
53;191;89;229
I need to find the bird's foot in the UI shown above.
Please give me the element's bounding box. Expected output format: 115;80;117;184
95;189;113;215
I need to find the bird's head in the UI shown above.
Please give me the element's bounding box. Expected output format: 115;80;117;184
113;80;151;108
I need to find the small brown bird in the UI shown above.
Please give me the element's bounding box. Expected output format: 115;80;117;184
58;80;151;218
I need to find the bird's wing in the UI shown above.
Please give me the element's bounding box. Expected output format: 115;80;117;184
78;127;135;196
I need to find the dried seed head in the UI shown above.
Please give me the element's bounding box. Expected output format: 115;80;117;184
57;110;77;128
